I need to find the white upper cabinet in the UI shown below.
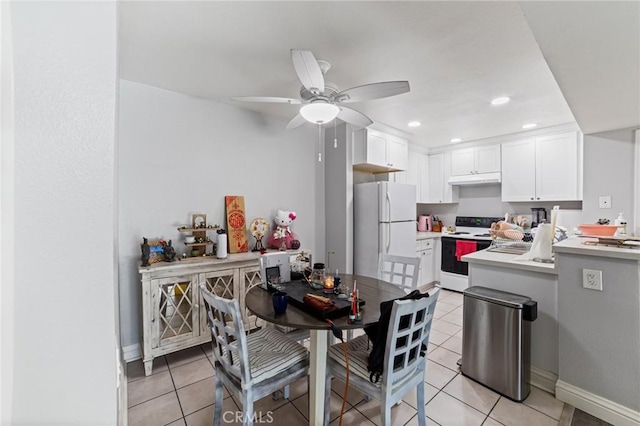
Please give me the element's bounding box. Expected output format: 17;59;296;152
388;135;409;171
353;129;409;173
426;152;458;204
501;138;536;201
451;144;501;176
501;131;582;202
405;152;429;203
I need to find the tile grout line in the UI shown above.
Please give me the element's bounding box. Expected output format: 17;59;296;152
164;355;188;422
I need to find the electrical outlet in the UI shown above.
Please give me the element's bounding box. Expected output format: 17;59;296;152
599;196;612;209
583;269;603;291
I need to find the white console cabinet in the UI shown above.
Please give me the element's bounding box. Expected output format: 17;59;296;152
139;253;267;376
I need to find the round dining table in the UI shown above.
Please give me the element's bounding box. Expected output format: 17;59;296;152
245;274;406;426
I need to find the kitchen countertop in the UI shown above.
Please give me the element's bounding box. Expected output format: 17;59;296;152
462;248;557;275
553;236;640;260
416;231;443;240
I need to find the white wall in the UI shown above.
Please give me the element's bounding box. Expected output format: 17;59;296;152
118;80;321;349
8;2;118;423
582;127;637;232
1;2;15;422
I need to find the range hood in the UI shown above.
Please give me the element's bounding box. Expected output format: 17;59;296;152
448;172;501;186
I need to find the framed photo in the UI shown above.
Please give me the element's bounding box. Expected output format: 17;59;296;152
148;241;164;264
265;266;281;284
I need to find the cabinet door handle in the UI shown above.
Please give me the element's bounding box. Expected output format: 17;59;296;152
531;197;534;200
537;197;540;200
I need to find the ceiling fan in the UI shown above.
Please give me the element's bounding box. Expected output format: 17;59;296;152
232;49;410;130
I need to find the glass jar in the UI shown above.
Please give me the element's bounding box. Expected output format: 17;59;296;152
311;263;326;289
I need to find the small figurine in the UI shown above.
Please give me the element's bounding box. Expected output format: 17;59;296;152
163;240;176;262
141;237;150;266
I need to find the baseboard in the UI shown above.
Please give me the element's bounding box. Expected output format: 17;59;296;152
122;343;142;362
531;366;558;394
556;380;640;426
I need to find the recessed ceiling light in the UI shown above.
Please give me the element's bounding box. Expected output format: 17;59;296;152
490;96;510;105
408;121;421;128
522;123;538;129
450;138;462;143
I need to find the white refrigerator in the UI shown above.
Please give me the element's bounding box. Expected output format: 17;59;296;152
353;181;417;279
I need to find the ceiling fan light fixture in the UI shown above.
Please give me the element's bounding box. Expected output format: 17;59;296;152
408;121;421;128
300;103;339;124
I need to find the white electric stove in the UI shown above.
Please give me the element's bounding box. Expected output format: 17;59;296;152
440;216;502;292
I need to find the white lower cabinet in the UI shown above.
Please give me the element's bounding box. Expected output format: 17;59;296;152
139;255;265;376
416;238;437;287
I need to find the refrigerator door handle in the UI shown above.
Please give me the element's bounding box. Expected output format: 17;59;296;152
387;222;392;253
386;190;391;222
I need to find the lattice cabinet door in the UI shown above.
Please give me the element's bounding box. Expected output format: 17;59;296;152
151;274;199;349
199;268;238;335
239;265;265;331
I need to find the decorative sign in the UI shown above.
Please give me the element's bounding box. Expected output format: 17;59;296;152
225;195;249;253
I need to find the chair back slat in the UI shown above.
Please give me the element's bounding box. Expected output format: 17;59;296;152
378;254;421;293
200;284;251;383
382;288;439;386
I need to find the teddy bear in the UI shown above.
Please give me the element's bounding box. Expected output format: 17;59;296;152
267;209;299;250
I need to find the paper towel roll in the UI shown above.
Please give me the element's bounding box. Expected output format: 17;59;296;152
216;234;228;259
514;224;553;261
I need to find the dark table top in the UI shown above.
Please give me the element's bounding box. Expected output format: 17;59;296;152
245;274;406;330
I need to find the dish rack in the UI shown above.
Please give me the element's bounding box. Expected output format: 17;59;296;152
487;238;533;254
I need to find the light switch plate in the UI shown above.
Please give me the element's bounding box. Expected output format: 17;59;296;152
599;196;612;209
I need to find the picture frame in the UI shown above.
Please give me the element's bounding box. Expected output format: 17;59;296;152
265;266;281;285
148;241;165;264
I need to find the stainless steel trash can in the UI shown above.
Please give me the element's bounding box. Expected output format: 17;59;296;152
461;286;537;402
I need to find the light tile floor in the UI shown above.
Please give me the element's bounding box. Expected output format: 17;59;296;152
126;288;566;426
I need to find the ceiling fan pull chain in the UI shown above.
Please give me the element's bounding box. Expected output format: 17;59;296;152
318;123;322;162
334;118;338;148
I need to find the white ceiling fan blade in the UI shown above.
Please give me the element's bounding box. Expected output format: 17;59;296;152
337;107;373;129
286;114;307;130
333;81;410;103
291;49;325;94
231;96;301;104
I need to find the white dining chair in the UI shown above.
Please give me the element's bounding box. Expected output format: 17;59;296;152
378;253;421;293
200;284;309;426
324;288;439;426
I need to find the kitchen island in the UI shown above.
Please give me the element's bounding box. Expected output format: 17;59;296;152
463;238;640;425
552;237;640;426
462;248;559;392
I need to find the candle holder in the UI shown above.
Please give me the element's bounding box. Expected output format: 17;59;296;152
323;276;335;294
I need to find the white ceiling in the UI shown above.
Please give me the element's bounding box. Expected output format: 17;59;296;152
118;1;639;149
